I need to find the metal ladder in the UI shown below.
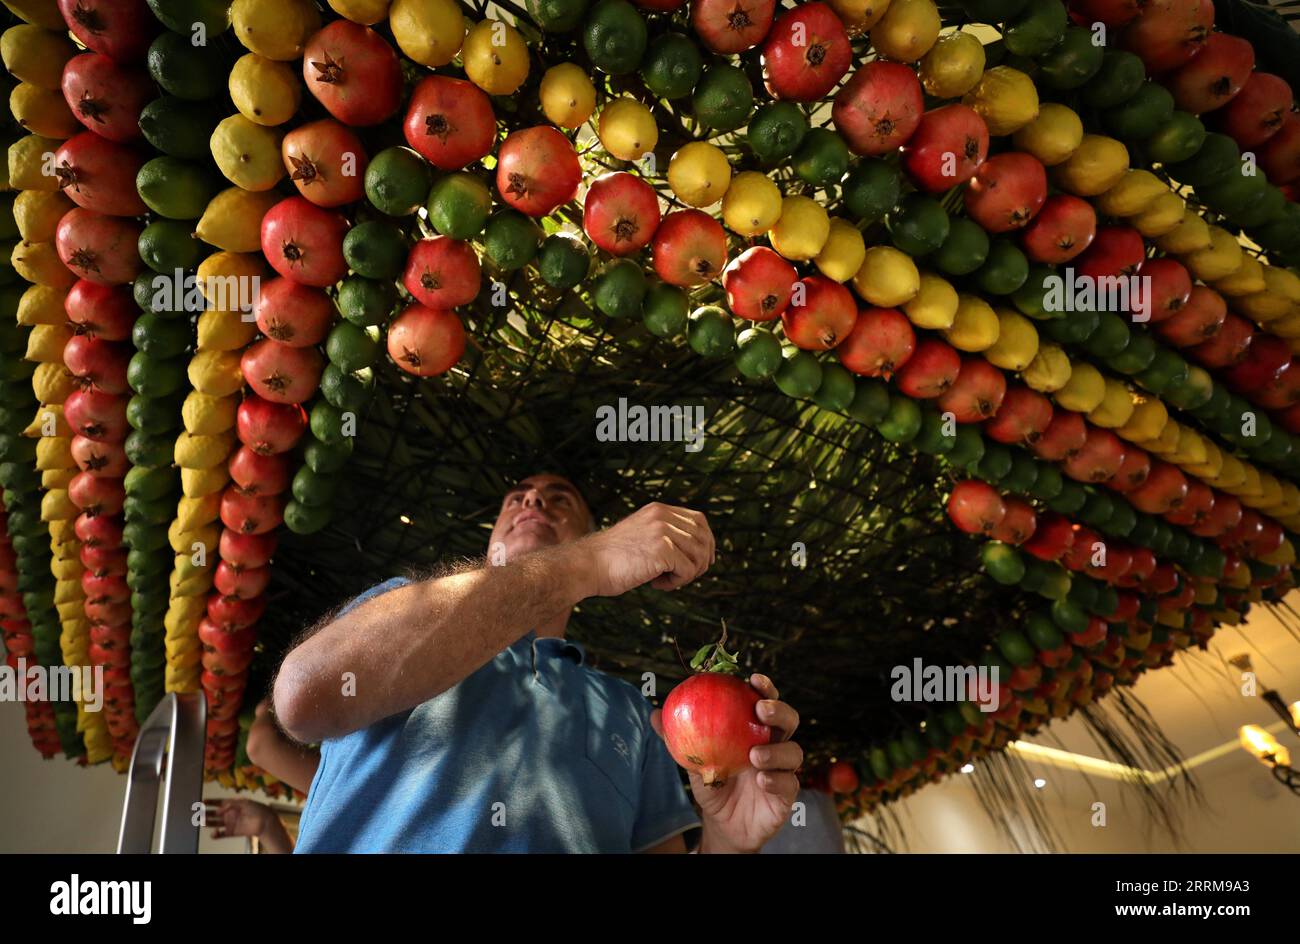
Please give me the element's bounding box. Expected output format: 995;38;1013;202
116;692;206;854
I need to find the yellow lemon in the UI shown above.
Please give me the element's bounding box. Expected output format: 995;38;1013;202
17;284;65;326
1147;416;1184;457
1051;135;1129;196
1094;169;1166;217
600;98;658;162
390;0;466;67
902;272;958;329
197;251;265;314
984;307;1038;371
0;24;74;90
1212;255;1265;297
13;240;73;289
829;0;892;32
229;54;302;127
870;0;941;62
919;30;984;98
188;350;244;398
463;19;530;96
10;83;78;138
182;466;231;499
1117;393;1168;443
174;430;236;471
540;63;596;129
183;392;239;437
328;0;391;23
9;134;62;192
1087;378;1136;429
1153;209;1211;254
32;361;74;406
211;114;285;191
176;493;223;532
1274;311;1300;338
854;246;919;306
232;0;320;61
197;309;259;351
14;189;72;243
1130;191;1185;238
196;188;281;253
667;141;731;207
26;322;70;363
1012;104;1083;167
1183;226;1242;282
1022;343;1071;393
964;66;1038;136
721;171;782;236
2;0;67;29
943;293;1000;351
770;196;831;261
814;219;866;282
1054;360;1106;413
1233;289;1292;323
1264;265;1300;304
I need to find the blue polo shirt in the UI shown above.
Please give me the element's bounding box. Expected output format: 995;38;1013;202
294;577;701;853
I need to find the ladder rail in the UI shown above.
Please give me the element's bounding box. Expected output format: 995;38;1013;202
116;692;206;854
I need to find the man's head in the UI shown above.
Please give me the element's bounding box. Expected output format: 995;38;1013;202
488;473;595;560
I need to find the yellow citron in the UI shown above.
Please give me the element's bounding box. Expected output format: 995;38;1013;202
188;350;245;398
984;307;1038;371
722;171;782;236
32;361;74;405
1052;135;1129;197
1233;289;1292;323
814;219;866;282
13;240;72;289
667;141;731;208
1212;254;1265;296
1085;380;1135;429
1117;392;1167;443
196;188;281;253
463;19;530;96
599;98;658;162
211;114;285;191
390;0;466;68
870;0;941;62
9;134;61;192
3;0;67;29
1264;265;1300;304
1094;169;1166;217
1131;191;1185;238
40;489;76;523
770;196;830;262
182;466;230;500
17;284;65;326
1054;360;1106;412
175;431;235;471
232;0;320;60
1022;343;1071;393
828;0;892;32
902;272;958;329
919;30;984;98
1271;310;1300;338
1171;425;1207;467
26;322;70;363
1153;209;1211;254
1012;104;1083;168
963;66;1038;136
14;190;72;243
176;493;223;532
1;25;73;90
853;245;919;307
328;0;391;23
34;434;73;470
943;293;1000;352
197;309;259;351
10;83;78;138
1214;453;1246;490
540;63;596;130
229;54;302;127
182;392;238;437
1147;417;1183;456
1183;226;1242;282
197;251;265;314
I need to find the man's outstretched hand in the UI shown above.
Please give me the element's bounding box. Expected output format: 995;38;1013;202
651;674;803;854
573;502;715;599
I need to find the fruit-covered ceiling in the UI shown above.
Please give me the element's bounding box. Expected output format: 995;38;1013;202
2;0;1300;822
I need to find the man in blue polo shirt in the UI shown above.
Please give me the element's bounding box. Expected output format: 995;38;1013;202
276;474;803;853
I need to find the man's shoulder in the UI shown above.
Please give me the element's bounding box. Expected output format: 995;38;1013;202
578;661;654;723
336;575;413;617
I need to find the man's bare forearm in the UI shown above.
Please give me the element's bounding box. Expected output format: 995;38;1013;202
274;541;593;743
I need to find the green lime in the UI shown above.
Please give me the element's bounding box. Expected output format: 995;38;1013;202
320;364;375;415
847;377;890;425
1047;480;1087;514
842;158;901;223
125;393;181;432
1002;0;1066;57
138;96;218;160
1028;462;1063;501
1108;331;1156;374
1083;312;1131;359
1166;133;1238;189
136;157;219;220
343;221;407;280
1136;348;1189;394
138;219;202;274
1002;450;1040;493
813;362;855;412
124;465;175;501
1042;308;1101;345
913;407;956;454
643;32;702;100
688;305;734;357
1050;598;1090;636
996;628;1037;667
309;400;349;447
484;211;542;271
877;393;923;443
583;0;648;75
1025;612;1065;651
427;172;492;239
1106;501;1137;538
887;193;949;256
1012;265;1057;320
337;277;396;328
124;495;172;525
691;64;753;132
642;281;688;338
292;465;338;508
747;102;808;164
1104;82;1174;141
538;232;591;290
1080;49;1145;108
975;240;1028;295
735;327;782;379
774;347;822;399
947;424;986;469
976;442;1013;483
325;321;381;373
983;542;1026;585
1038;26;1104;91
304;437;353;475
147;31;224;100
592;258;646;319
932;218;989;276
792;128;850;189
284;499;332;535
125;430;175;468
147;0;231;34
131;312;190;359
1144;111;1207;165
1079;490;1115;529
126;353;186;398
1036;563;1072;600
527;0;590;31
365;146;433;216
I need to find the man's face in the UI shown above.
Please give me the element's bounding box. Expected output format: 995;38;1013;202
488;474;593;560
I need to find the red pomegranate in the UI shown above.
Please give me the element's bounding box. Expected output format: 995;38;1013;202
835;307;916;378
723;246;797;322
281;119;368;208
57;0;157;63
240;340;324;404
1255;362;1300;410
964;153;1048;233
1127;461;1188;513
828;760;859;794
213;562;271;601
984;385;1054;446
64;280;135;340
1121;0;1214;74
260;197;348;287
1167;32;1254;115
652;209;728;287
254;278;335;347
219;529;277;570
68;471;124;516
1217;73;1293;149
80;543;126;577
496;126;581;218
661;646;771;787
895;337;961;398
937;357;1007;422
60;52;152;142
1109;446;1152;491
219;488;284;536
1020;195;1096;264
404;76;497;170
947;480;1007;535
1187;312;1253;367
1224;334;1291;392
1032;410;1088;461
386;304;466;377
902;104;988;193
1023;512;1074;561
53;132;147;217
831;60;924;157
403;237;481;309
207;592;267;630
302;20;402;126
1074;226;1145;281
761;3;850;101
991;498;1037;546
1139;258;1193;323
1192;492;1240;537
229;446;292;496
236;397;308;455
63;387;127;442
691;0;776;54
82;572;128;603
70;435;128;477
1062;426;1127;483
74;511;123;547
1069;0;1144;26
582;172;661;257
55;208;142;286
1167;480;1214;526
782;275;857;350
1260;113;1300;185
64;335;130;395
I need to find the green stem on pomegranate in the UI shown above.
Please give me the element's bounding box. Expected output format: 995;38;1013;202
690;621;744;677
